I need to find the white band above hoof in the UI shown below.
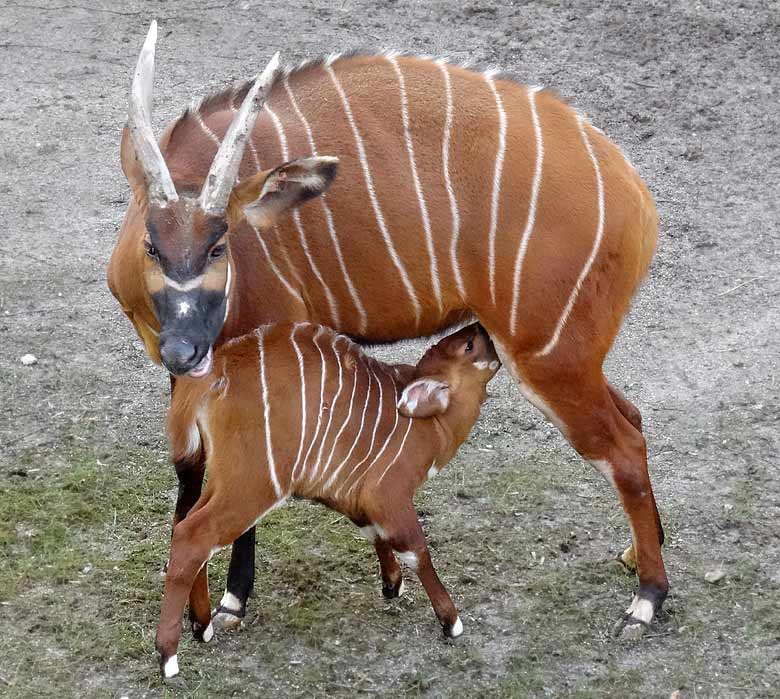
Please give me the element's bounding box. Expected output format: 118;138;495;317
162;654;179;679
447;616;463;638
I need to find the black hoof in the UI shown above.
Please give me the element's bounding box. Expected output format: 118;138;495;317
382;578;405;598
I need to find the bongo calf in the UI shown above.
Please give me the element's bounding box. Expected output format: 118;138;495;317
157;322;500;677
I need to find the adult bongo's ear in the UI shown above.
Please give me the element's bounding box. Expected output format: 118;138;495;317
230;156;339;228
397;378;450;418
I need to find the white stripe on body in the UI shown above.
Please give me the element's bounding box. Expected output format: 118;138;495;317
322;363;373;493
283;75;369;335
289;324;309;484
314;348;360;490
485;70;507;305
344;365;402;498
387;55;443;314
373;416;414;487
309;336;347;484
536;115;605;357
325;63;422;326
250;223;303;303
333;361;386;498
265;103;341;327
509;86;544;337
298;326;329;486
256;328;284;498
436;59;466;300
194;110;222;147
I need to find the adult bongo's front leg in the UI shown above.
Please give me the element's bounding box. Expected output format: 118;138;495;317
212;527;256;631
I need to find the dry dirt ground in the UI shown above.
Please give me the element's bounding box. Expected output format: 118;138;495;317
1;1;778;697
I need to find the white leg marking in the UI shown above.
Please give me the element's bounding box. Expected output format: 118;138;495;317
374;523;389;540
427;464;439;480
326;63;422;326
437;59;466;300
509;86;544;336
396;550;418;571
184;422;201;457
536;115;606;357
201;622;214;643
265;104;341;327
588;458;617;490
626;595;654;624
289;325;309;484
359;525;377;542
219;591;243;613
323;363;372;493
449;616;464;637
257;329;284;498
251;224;303;303
388;55;443;314
283;75;368;334
397;579;406;596
485;70;507;305
162;654;179;679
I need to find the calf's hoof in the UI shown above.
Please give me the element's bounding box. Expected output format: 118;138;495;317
191;620;215;643
443;616;463;639
382;579;405;599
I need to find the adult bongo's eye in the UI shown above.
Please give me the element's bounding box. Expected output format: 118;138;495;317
144;240;159;259
209;244;226;261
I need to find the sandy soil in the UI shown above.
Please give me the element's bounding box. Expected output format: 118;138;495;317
0;1;778;697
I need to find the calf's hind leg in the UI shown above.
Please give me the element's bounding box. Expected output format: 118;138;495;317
516;360;669;638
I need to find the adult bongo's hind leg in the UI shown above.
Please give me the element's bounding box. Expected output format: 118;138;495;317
518;360;669;638
212;528;256;630
605;381;664;572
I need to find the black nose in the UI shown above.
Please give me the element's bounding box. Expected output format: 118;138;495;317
159;335;198;375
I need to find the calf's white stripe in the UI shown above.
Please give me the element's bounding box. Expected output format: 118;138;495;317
257;329;283;498
388;55;442;314
310;337;345;483
300;327;328;485
374;416;414;487
265;103;341;327
324;363;373;493
437;59;466;299
289;325;308;484
509;87;544;337
485;70;507;305
537;115;605;356
284;75;368;334
326;63;422;325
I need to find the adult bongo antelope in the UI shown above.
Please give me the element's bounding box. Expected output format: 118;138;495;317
158;322;500;677
108;21;667;640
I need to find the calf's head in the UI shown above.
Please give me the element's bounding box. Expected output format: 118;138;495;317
398;323;500;419
121;21;337;376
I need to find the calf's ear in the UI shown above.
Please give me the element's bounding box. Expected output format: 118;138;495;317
230;156;339;228
397;378;450;418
